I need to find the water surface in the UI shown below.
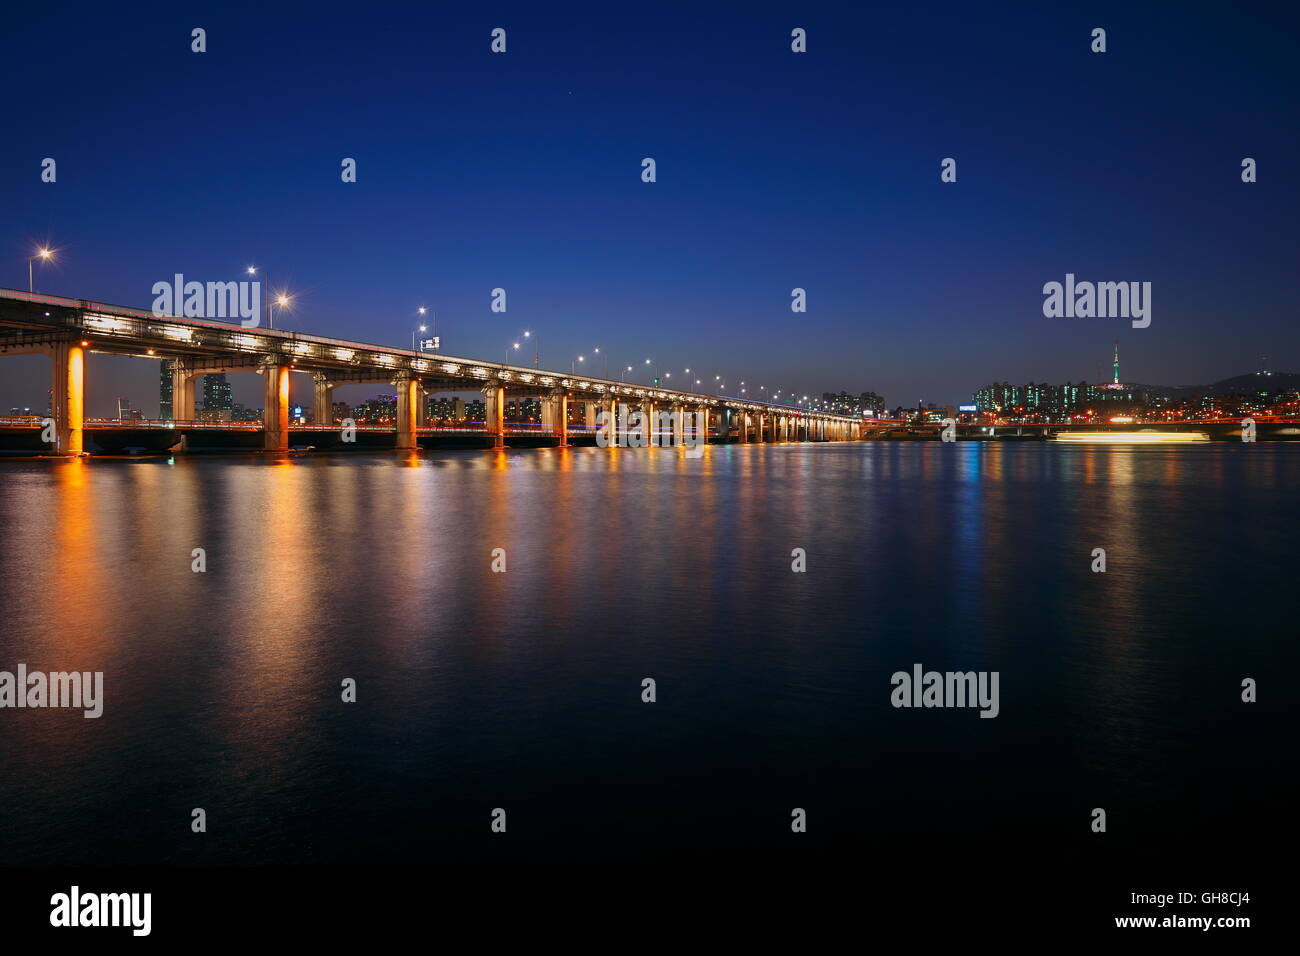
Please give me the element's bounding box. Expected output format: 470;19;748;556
0;443;1293;865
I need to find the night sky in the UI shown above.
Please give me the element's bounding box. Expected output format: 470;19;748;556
4;1;1297;415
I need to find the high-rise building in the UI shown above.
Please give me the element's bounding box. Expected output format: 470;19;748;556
201;374;233;412
159;360;173;420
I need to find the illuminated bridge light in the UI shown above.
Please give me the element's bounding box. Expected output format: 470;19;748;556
441;363;460;374
375;354;395;366
539;377;554;386
335;348;355;361
1052;431;1210;444
234;335;259;350
84;314;124;332
162;326;192;342
519;374;534;383
412;359;428;371
470;367;488;377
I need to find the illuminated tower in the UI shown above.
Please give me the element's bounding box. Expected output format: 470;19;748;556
1112;340;1120;385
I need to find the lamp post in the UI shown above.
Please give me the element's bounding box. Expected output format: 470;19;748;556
571;354;585;374
29;247;54;292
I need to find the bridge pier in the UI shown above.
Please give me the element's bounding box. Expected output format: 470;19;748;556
542;388;568;446
50;340;85;456
313;372;336;426
260;358;290;451
392;371;418;449
483;380;505;448
170;358;197;422
416;384;429;427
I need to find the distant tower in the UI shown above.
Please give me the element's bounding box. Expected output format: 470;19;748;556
1112;340;1120;385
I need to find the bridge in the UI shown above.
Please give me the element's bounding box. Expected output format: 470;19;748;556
0;288;863;455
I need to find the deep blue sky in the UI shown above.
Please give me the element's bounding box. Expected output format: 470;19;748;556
4;0;1298;414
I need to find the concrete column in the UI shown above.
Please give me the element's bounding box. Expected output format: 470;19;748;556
416;386;428;426
757;412;765;443
260;358;290;451
312;372;335;426
171;359;196;421
392;371;417;449
585;400;599;428
544;388;568;446
483;380;505;448
697;405;710;444
739;412;749;443
645;401;656;446
50;341;85;456
672;404;684;445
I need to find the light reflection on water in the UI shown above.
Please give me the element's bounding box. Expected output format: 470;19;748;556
0;443;1293;864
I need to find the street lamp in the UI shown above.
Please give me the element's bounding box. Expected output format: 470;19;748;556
413;324;427;350
29;247;54;293
269;293;292;328
246;266;266;325
572;354;585;374
523;330;538;368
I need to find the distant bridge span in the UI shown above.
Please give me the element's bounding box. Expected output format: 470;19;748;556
0;288;862;455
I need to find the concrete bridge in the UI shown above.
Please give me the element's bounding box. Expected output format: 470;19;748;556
0;288;863;455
